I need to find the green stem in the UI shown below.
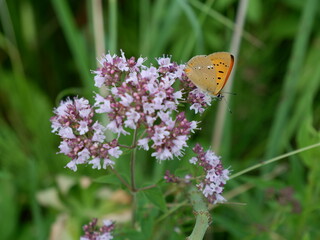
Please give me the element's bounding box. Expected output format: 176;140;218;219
110;168;132;191
136;184;157;192
230;142;320;180
129;128;138;227
130;129;138;192
187;185;210;240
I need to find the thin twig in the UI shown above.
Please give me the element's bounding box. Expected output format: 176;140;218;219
118;144;134;149
230;142;320;179
137;129;147;141
137;184;157;192
156;200;188;223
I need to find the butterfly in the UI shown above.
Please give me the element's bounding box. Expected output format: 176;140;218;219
184;52;234;98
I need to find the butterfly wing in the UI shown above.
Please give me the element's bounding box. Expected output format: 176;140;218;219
185;55;217;94
207;52;234;95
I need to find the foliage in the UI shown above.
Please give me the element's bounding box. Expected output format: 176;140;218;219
1;0;320;239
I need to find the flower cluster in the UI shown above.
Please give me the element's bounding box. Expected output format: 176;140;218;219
81;218;115;240
138;112;197;160
93;51;200;161
190;144;230;204
51;51;216;170
50;97;122;171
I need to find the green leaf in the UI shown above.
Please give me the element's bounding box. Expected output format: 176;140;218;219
297;115;320;167
94;174;122;186
0;177;17;240
142;187;167;212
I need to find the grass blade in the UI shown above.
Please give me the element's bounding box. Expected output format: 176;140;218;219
265;0;318;158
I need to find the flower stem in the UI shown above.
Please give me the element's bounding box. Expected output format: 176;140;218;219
130;128;138;192
187;185;210;240
129;128;139;227
110;168;132;191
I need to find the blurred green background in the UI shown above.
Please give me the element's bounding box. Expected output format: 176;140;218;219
1;0;320;239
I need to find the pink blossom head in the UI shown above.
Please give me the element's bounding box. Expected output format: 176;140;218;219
51;51;216;170
51;97;122;171
190;144;230;204
92;52;204;162
81;218;115;240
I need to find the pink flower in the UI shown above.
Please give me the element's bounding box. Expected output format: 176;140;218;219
137;138;149;150
50;97;122;171
120;93;133;107
151;126;170;146
189;157;198;164
103;158;115;169
66;160;77;172
106;120;129;136
58;141;71;155
108;147;122;158
152;148;173;161
59;127;76;139
94;75;105;88
78;120;89;135
94;94;112;113
77;148;90;163
81;218;115;240
157;56;172;68
191;144;230;204
124;109;141;129
89;157;101;170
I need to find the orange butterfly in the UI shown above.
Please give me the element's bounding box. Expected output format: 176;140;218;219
184;52;234;98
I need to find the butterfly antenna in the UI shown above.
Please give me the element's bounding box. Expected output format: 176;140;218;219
222;96;232;114
221;91;237;96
